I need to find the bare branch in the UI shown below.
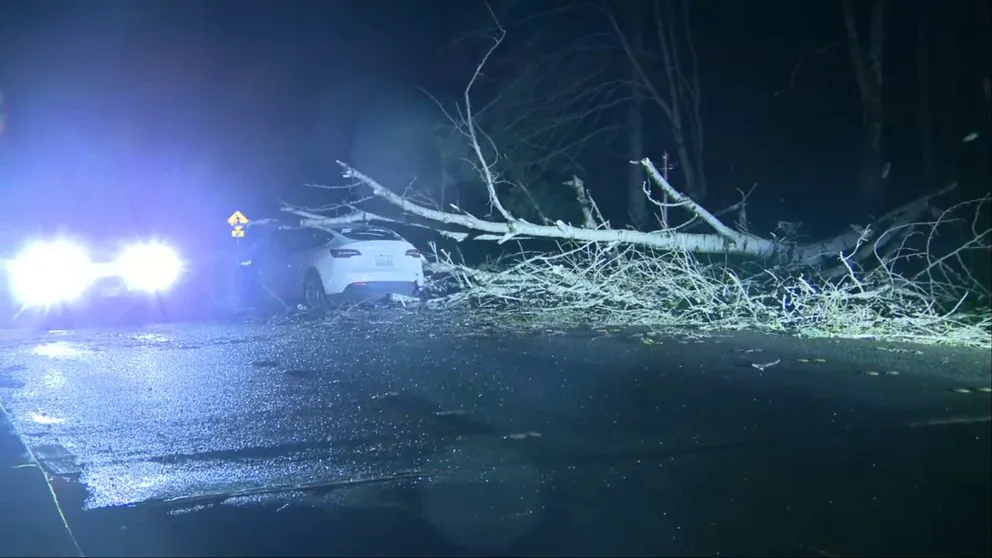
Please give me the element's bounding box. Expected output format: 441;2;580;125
775;42;842;96
564;176;606;228
429;8;632;223
604;0;707;198
462;5;515;222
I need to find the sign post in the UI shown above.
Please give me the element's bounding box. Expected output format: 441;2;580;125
226;211;250;308
227;209;250;268
227;211;249;238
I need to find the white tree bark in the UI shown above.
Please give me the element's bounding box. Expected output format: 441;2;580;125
286;157;951;272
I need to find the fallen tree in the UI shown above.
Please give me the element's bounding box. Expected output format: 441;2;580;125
284;14;991;348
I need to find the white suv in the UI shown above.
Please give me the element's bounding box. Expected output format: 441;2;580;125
256;225;424;308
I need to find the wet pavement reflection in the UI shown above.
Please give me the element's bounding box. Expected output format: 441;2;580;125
0;317;990;556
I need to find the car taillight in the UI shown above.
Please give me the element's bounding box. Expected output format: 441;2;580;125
330;249;361;258
405;249;421;258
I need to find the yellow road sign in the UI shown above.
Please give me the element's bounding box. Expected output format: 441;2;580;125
231;225;246;238
227;210;249;226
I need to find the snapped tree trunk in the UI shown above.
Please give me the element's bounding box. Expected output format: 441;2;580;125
842;0;886;206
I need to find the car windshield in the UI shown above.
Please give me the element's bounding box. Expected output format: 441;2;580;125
336;227;401;241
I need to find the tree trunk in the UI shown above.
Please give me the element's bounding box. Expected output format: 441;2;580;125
627;3;648;229
314;158;951;272
917;0;935;185
842;0;886;206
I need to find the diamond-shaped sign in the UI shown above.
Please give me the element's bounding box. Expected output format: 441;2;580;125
227;211;249;226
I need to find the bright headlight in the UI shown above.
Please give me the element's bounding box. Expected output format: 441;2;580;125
7;240;93;307
116;243;182;293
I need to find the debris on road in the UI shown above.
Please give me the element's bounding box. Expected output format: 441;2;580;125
503;432;542;440
751;359;781;371
435;410;472;417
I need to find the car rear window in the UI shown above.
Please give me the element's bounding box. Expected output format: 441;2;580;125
337;227;401;241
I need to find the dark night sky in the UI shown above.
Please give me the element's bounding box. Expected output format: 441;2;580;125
0;0;470;240
0;0;988;245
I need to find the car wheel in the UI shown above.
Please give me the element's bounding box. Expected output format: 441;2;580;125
302;270;328;312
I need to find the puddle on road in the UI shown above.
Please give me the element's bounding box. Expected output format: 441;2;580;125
251;360;281;369
129;333;172;344
31;341;93;359
28;412;65;425
32;442;82;475
0;377;25;389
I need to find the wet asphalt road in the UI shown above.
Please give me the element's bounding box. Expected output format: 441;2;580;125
0;313;990;557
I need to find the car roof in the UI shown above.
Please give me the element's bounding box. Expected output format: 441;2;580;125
332;225;401;237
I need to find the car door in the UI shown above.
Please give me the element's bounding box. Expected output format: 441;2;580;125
263;228;332;301
291;229;334;284
249;229;302;301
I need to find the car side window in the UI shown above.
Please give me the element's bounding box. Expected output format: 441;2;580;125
272;229;331;253
300;230;332;250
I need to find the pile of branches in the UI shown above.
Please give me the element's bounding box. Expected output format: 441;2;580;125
285;19;991;348
421;215;990;346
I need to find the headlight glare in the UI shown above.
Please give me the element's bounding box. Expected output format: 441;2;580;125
116;243;182;293
8;241;93;307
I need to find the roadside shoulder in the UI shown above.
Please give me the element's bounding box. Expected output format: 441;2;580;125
0;406;82;558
